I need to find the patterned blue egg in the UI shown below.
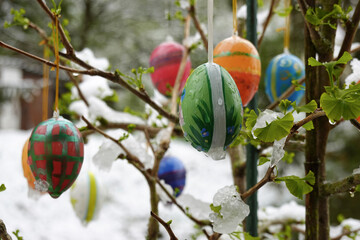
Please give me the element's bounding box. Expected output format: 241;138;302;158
265;53;305;104
158;156;186;197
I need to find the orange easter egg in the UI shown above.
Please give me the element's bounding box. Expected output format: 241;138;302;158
22;138;36;189
214;35;261;106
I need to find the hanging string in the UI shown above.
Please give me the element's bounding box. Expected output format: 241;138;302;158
284;0;291;53
232;0;238;35
207;0;214;63
52;15;60;117
42;46;49;121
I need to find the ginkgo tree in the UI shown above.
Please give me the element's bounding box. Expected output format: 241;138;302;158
0;0;360;240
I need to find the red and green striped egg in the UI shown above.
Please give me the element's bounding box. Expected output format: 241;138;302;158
28;117;84;198
179;63;243;160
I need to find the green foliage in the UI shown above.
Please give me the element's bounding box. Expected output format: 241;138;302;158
0;184;6;192
258;156;270;166
127;124;136;133
308;52;352;87
115;67;154;90
166;220;172;225
229;231;260;240
123;106;148;120
210;203;222;215
337;213;345;223
12;230;23;240
253;113;294;142
275;171;315;200
274;6;293;17
50;0;63;15
320;84;360;122
302;121;314;130
245;109;258;130
102;90;119;102
279;100;292;114
308;52;360;122
305;4;352;30
293;100;318;114
4;8;30;29
292;79;306;91
274;225;292;240
282;151;294;164
118;133;129;142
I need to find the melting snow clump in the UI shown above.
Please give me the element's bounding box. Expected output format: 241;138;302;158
209;185;249;234
270;137;286;167
252;109;284;139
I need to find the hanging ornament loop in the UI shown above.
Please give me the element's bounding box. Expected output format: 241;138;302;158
208;0;214;63
52;15;60;116
233;0;238;36
284;0;291;53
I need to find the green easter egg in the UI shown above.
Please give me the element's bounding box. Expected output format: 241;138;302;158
179;63;243;160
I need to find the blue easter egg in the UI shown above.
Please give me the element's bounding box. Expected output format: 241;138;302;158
158;156;186;197
265;53;305;104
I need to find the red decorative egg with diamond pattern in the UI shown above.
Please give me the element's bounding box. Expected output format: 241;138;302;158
28;117;84;198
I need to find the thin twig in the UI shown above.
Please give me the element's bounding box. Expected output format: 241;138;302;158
350;119;360;131
285;109;327;144
336;1;360;60
257;0;278;48
332;227;360;240
266;77;306;110
81;116;145;169
144;127;156;156
155;178;211;226
189;4;208;51
0;220;12;240
150;211;178;240
0;41;88;74
241;167;275;200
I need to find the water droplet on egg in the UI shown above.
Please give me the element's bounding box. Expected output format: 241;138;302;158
218;98;223;105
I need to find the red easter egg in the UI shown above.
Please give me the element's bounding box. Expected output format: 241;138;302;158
28;117;84;198
214;35;261;106
149;41;191;96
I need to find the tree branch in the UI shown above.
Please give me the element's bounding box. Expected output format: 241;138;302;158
155;178;211;226
285;109;327;144
0;220;12;240
332;226;360;240
189;4;208;51
320;173;360;196
81;116;146;169
150;211;178;240
350;119;360;131
241;167;275;200
336;1;360;60
266;77;306;110
257;0;278;48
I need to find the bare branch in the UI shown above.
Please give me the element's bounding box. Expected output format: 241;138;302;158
81;116;145;169
336;1;360;60
320;173;360;196
150;211;178;240
257;0;278;48
285;109;326;144
266;77;306;110
332;226;360;240
241;167;275;200
189;4;208;51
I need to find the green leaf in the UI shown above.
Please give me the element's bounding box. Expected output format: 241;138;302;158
0;184;6;192
245;110;258;130
302;121;314;130
210;203;221;214
166;220;173;225
282;152;295;164
275;171;315;199
275;6;293;17
336;51;352;65
355;185;360;192
127;124;136;133
12;230;23;240
258;157;270;166
279;100;292;114
103;90;119;102
320;91;360;121
308;57;323;66
337;214;345;223
253;113;294;142
293;100;318;113
305;8;321;26
244;232;260;240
